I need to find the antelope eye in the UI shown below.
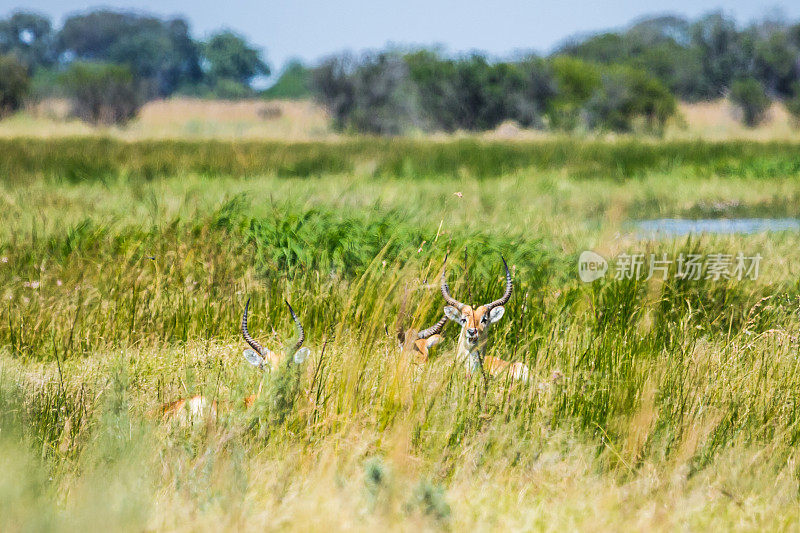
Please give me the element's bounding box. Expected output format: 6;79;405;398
481;315;488;324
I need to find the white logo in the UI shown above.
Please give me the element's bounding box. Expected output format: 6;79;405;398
578;250;608;282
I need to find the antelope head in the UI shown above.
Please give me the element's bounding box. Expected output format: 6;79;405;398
241;298;310;371
395;282;448;361
441;256;513;355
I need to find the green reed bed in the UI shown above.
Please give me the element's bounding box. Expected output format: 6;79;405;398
3;137;800;184
2;145;800;529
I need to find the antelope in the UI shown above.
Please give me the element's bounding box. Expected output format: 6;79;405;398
440;257;529;382
160;298;310;423
397;314;449;361
395;283;448;362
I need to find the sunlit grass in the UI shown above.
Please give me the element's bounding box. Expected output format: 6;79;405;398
2;139;800;530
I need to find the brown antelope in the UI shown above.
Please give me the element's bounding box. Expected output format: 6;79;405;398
394;283;448;361
397;314;448;361
161;298;310;423
440;257;529;382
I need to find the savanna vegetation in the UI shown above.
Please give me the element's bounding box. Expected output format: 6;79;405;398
4;8;800;131
1;9;268;117
312;11;800;133
3;137;800;530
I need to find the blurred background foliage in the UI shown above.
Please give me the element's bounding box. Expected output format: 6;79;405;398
1;9;800;132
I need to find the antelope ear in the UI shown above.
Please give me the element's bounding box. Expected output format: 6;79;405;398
488;306;505;324
244;349;265;368
444;306;466;325
293;347;310;364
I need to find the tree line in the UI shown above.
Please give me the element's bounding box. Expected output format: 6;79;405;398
313;12;800;133
1;9;800;132
0;9;269;123
313;52;676;134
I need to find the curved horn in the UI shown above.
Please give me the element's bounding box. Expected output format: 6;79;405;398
285;300;305;352
441;255;466;310
396;283;410;347
417;315;448;340
485;256;513;310
242;297;266;355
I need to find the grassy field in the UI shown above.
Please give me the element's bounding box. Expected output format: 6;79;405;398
4;98;331;140
2;138;800;530
2;97;799;142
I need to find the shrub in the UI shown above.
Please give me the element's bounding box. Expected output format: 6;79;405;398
313;51;677;135
311;53;356;130
202;30;269;86
407;53;555;131
0;54;30;117
58;10;202;98
729;78;770;127
261;60;311;99
313;52;420;135
548;56;601;130
60;62;141;125
583;65;676;133
316;51;559;134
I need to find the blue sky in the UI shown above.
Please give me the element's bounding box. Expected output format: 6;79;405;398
7;0;800;74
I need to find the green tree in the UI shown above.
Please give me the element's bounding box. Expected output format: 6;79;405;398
548;56;601;130
404;51;555;131
312;54;356;130
0;11;55;71
403;50;459;130
690;12;750;97
313;52;419;134
262;60;312;99
58;11;202;97
0;54;30;117
556;16;710;101
583;65;676;132
729;78;770;127
752;29;799;97
60;62;141;125
514;58;558;128
203;31;270;90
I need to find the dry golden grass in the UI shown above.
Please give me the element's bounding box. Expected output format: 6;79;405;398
1;97;334;140
3;96;798;142
668;99;800;141
131;98;332;140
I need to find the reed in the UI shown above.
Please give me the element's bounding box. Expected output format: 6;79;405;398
1;140;800;530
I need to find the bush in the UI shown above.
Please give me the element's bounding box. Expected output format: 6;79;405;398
313;52;420;135
730;78;770;127
406;53;555;131
547;56;601;130
312;51;675;135
316;51;559;134
60;62;141;125
583;65;676;133
261;60;311;99
0;54;30;117
202;31;269;86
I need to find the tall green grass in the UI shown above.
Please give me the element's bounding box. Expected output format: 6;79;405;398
2;141;800;529
3;137;800;183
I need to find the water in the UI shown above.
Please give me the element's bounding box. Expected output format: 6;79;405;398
635;218;800;237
